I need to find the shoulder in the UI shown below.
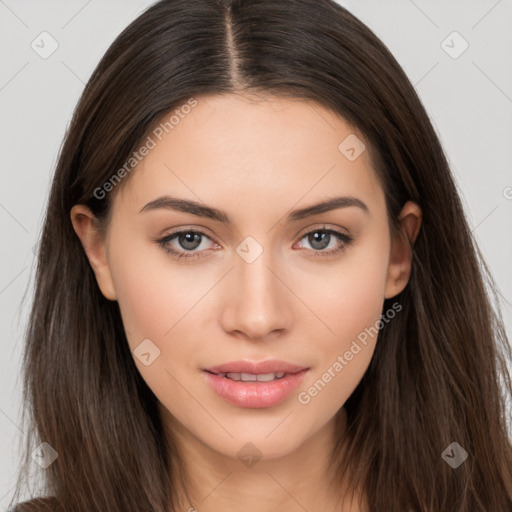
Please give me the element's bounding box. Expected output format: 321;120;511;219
6;497;60;512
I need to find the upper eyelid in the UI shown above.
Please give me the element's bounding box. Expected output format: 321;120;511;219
295;224;350;238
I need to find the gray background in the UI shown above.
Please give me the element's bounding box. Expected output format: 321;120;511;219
1;0;511;506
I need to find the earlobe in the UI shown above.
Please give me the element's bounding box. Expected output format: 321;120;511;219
384;201;422;299
70;205;117;301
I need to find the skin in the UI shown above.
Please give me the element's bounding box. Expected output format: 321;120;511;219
71;93;422;512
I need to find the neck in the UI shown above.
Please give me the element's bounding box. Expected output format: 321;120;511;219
160;406;367;512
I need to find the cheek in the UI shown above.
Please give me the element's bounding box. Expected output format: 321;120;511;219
107;241;206;406
295;234;390;412
111;258;170;347
108;230;194;338
300;232;390;350
105;233;171;371
108;235;217;372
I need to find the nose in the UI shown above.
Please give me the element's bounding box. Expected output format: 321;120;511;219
219;246;293;342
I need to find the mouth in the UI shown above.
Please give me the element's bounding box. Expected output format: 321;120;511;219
204;370;289;382
202;360;310;408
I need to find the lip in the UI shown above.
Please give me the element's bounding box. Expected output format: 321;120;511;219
204;359;308;375
202;359;310;409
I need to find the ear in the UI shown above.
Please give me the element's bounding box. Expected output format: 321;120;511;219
70;205;117;301
384;200;422;299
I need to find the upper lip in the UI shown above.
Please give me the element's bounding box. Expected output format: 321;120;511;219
204;359;309;375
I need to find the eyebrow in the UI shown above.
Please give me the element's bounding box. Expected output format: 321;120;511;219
139;195;369;223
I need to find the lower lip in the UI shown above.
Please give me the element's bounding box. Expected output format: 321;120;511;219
203;369;309;408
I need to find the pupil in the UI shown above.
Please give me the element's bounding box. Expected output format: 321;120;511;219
180;232;201;250
309;231;329;250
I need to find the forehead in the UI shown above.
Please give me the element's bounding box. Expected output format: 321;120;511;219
114;93;385;220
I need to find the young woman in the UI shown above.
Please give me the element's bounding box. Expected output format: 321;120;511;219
8;0;512;511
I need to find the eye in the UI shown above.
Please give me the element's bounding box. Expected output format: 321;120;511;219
155;225;354;261
295;225;353;257
156;229;217;260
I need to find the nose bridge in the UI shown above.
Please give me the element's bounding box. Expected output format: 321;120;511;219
222;235;291;339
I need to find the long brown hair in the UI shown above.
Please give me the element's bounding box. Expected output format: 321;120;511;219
10;0;512;510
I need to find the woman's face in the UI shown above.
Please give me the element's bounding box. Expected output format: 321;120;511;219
72;93;420;463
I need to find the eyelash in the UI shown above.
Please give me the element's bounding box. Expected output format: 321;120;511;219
155;225;354;261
